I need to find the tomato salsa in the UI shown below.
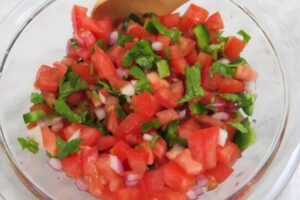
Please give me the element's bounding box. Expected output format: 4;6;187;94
18;4;257;200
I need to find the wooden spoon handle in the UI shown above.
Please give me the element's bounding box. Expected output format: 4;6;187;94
92;0;188;21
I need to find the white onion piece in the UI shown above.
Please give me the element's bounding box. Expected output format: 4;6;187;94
51;121;64;132
28;126;43;147
178;109;187;119
109;155;124;175
109;31;119;45
143;133;153;141
186;189;198;200
48;158;62;171
98;91;106;104
219;58;230;64
166;145;184;160
152;41;163;51
126;173;140;182
209;103;226;108
116;67;128;78
120;84;135;96
94;107;106;121
125;180;139;187
38;117;62;127
75;178;89;191
68;129;81;142
218;128;228;147
212;112;229;121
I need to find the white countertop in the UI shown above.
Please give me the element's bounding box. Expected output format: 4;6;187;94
0;0;299;199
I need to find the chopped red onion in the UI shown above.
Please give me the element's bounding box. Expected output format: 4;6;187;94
212;112;230;120
120;84;135;96
218;128;228;147
38;117;62;127
51;121;64;132
68;129;81;141
109;155;124;175
178;109;187;119
116;67;128;79
197;175;208;187
75;178;89;191
152;41;163;51
48;158;62;171
143;133;153;141
109;31;119;45
186;190;198;200
94;107;106;121
186;176;208;199
209;103;226;108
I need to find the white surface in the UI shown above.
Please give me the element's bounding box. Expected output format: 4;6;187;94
0;0;299;199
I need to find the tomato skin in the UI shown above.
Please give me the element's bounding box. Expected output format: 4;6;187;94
41;126;57;156
110;141;130;162
178;118;201;139
131;92;159;118
218;77;245;93
234;64;257;82
217;141;241;166
98;135;117;151
224;36;246;61
205;163;233;183
163;161;195;192
205;12;224;31
174;149;203;175
152;138;167;161
154;86;177;109
62;153;83;178
114;113;148;140
71;62;97;85
127;148;149;174
35;65;60;93
188;126;219;170
156;109;179;125
180;4;209;30
162;13;180;28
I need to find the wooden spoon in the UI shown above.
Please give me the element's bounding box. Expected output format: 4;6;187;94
92;0;188;21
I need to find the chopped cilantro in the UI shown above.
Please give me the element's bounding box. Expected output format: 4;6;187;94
117;33;134;47
59;71;88;98
130;66;152;93
56;137;81;159
116;106;127;120
54;98;86;123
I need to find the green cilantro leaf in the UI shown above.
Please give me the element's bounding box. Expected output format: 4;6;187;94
54;98;86;123
56;137;81;159
164;121;187;148
17;137;39;154
59;71;88;98
208;42;225;60
210;62;235;77
30;92;44;104
130;66;152;93
189;102;207;115
116;106;127;120
178;65;204;103
98;80;130;103
117;33;134;47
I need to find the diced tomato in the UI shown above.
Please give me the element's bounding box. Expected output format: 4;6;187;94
71;62;97;85
217;141;241;166
152;138;167;161
188;126;219;169
197;52;213;69
82;147;99;177
139;141;154;165
114;113;148;140
107;109;121;133
178;36;196;56
234;64;257;82
26;123;37;130
201;59;222;92
163;161;195;192
30;104;54;115
143;168;165;195
127;21;153;39
41;126;57;156
53;61;68;78
107;45;126;62
205;163;233;183
185;50;198;66
127;148;149;173
218;77;244;93
110;141;130;162
178;118;202;139
96;16;113;44
35;65;61;93
66;91;85;106
78;29;96;48
98;135;116;151
174;149;203;175
62;153;82;178
131;92;159;118
154;86;177;109
156;188;187;200
156;35;171;48
162;13;180;28
88;175;104;198
195;115;224;127
225;123;236;141
42;92;56;106
156;109;179;125
63;123;81;140
75;47;92;61
124;133;143;146
180;4;209;30
169;45;183;59
224;36;246;61
96;154;124;192
91;46;127;89
147;72;170;91
205;12;224;31
71;5;87;33
116;187;141;200
170;81;184;102
170;58;187;75
80;125;102;146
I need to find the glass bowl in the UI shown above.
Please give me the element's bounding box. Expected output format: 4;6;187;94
0;0;295;199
